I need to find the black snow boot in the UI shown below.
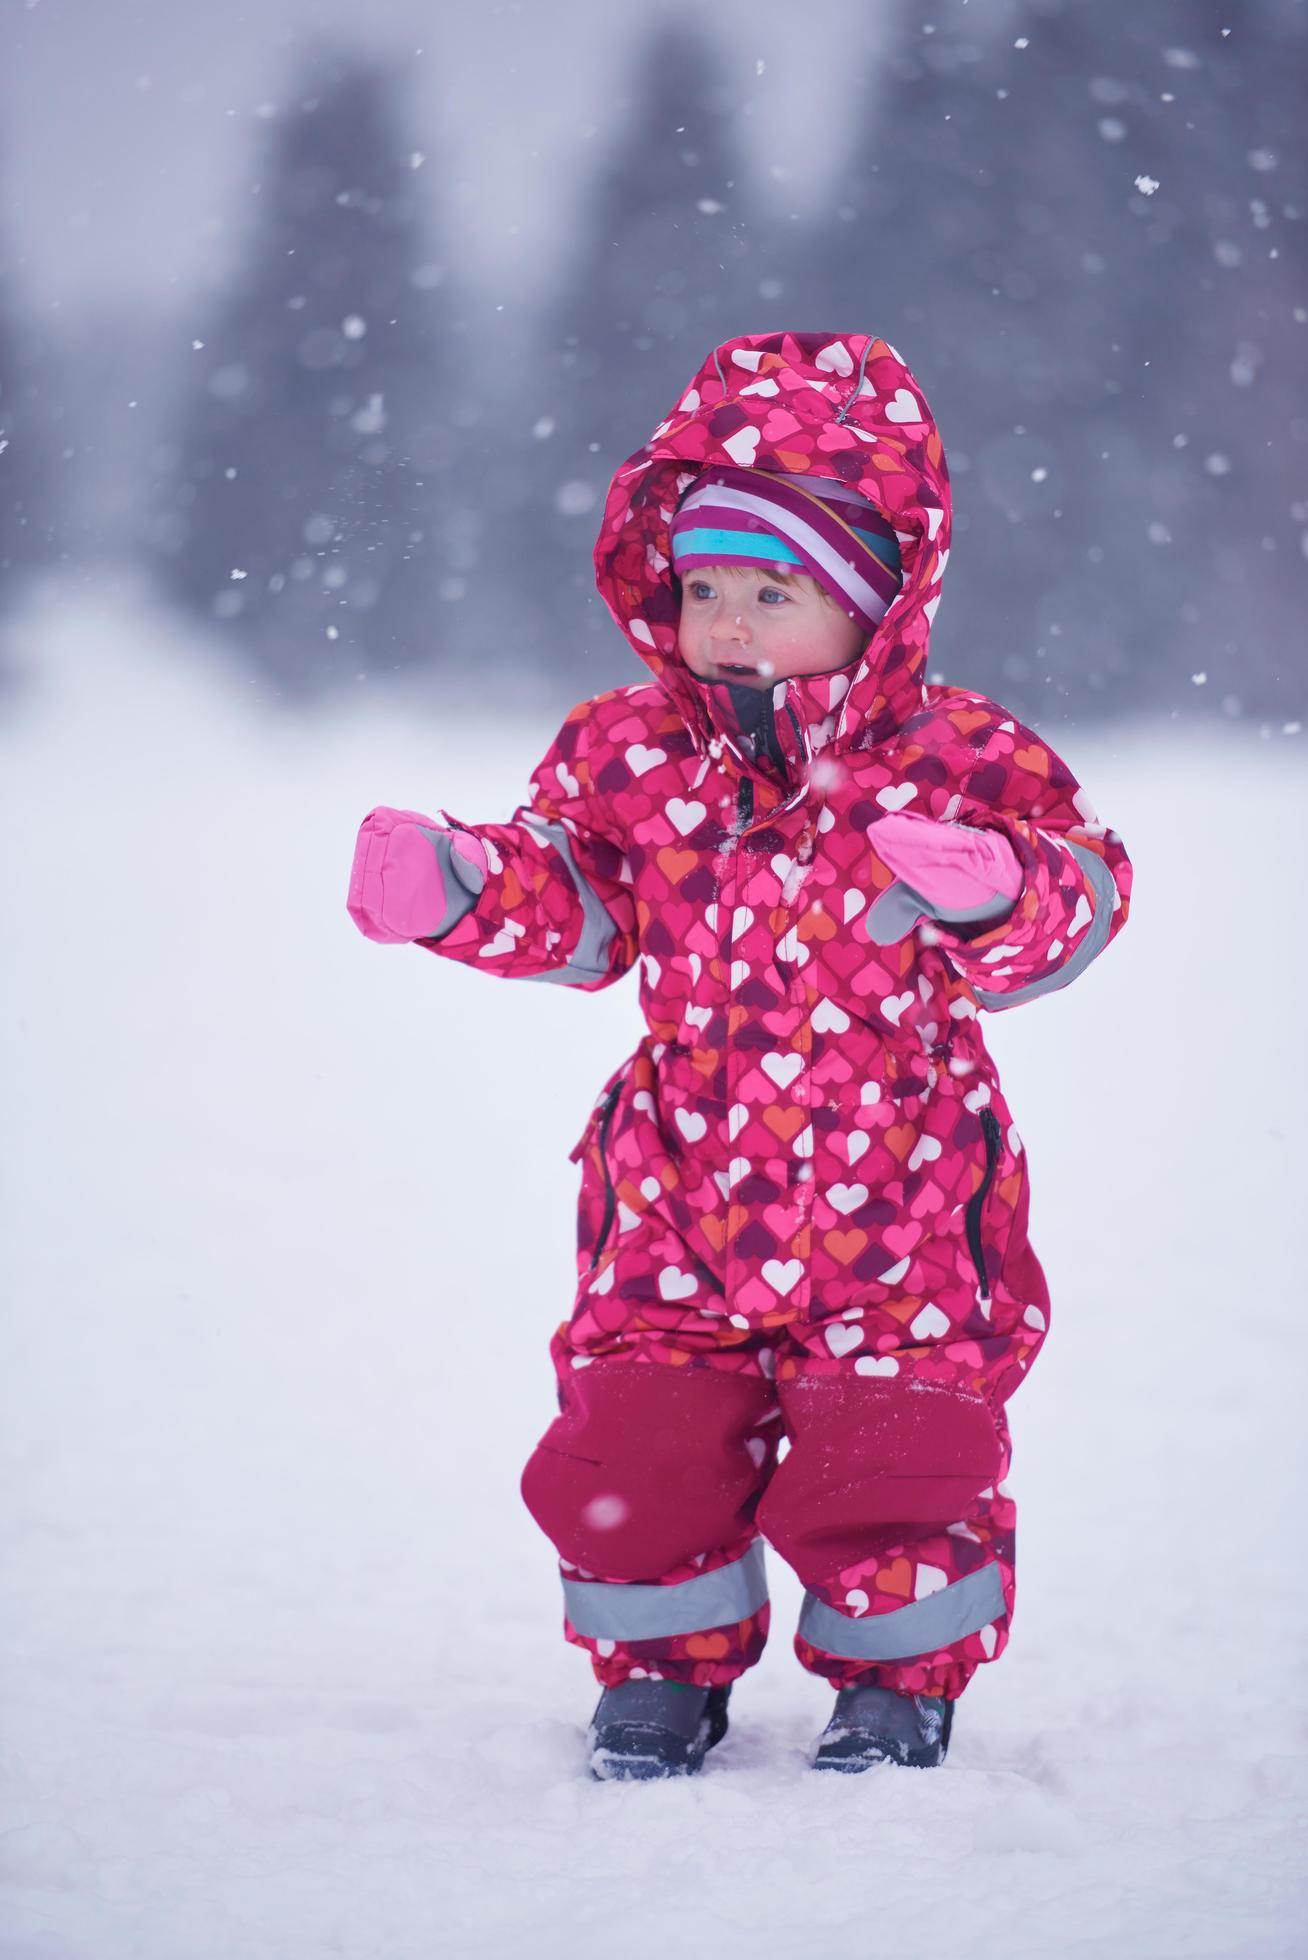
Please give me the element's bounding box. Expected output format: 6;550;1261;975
587;1679;732;1782
811;1685;953;1772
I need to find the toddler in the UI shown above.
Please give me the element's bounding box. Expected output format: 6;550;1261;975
347;331;1131;1780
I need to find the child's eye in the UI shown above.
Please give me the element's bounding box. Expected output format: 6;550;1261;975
686;576;788;599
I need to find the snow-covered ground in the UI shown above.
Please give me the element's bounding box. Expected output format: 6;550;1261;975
2;584;1305;1959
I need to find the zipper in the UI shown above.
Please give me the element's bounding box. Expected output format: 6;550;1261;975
964;1108;1003;1298
588;1080;625;1271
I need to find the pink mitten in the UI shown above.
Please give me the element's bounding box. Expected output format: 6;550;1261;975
866;810;1022;944
347;806;488;945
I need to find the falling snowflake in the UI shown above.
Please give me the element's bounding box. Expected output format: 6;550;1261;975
1134;174;1160;196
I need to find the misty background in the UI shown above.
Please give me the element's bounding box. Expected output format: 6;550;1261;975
1;0;1304;730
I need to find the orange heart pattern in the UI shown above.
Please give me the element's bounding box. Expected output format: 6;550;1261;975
421;331;1132;1699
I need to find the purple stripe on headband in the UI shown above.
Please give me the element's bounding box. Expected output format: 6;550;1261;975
768;470;897;536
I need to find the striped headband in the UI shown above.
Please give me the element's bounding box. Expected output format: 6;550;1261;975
669;467;903;634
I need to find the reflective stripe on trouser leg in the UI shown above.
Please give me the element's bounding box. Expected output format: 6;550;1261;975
562;1540;769;1641
798;1562;1005;1661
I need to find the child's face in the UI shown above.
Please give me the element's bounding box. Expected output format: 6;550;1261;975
676;563;866;690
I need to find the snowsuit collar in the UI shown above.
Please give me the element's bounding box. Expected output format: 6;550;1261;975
593;331;952;788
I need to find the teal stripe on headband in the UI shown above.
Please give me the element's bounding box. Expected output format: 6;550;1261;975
853;527;902;574
670;525;800;566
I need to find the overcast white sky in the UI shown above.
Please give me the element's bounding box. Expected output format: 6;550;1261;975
2;0;872;318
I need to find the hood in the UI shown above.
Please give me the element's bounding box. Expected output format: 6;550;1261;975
593;331;952;768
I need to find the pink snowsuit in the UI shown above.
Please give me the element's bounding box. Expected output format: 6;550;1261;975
422;331;1131;1700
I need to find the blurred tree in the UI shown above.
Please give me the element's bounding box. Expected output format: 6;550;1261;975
803;0;1306;726
0;231;50;591
510;19;793;686
152;44;465;696
1138;0;1308;723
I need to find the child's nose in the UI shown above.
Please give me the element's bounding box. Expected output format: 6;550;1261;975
710;611;749;643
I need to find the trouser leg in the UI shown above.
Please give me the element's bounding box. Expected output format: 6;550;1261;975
520;1355;780;1688
756;1370;1014;1699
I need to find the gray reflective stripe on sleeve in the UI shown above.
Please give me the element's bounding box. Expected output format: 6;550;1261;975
972;841;1117;1011
865;880;926;946
865;879;1014;946
562;1540;768;1640
519;816;619;985
798;1560;1004;1662
418;828;485;939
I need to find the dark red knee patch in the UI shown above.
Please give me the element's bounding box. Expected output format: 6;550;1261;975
758;1374;1002;1588
521;1361;776;1581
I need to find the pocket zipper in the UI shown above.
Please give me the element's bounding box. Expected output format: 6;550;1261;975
965;1107;1003;1299
588;1080;625;1271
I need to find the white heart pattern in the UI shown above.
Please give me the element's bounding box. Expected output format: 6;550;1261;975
762;1258;803;1297
722;424;760;466
815;340;854;376
855;1355;901;1377
626;743;666;776
824;1322;864;1358
812;999;850;1035
667;798;706;837
674;1107;707;1143
885;388;923;423
910;1302;951;1340
876;783;917;812
761;1053;803;1089
658;1266;698;1302
827;1182;868;1217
